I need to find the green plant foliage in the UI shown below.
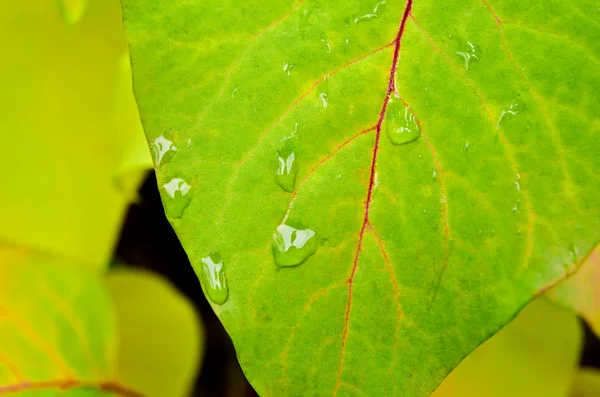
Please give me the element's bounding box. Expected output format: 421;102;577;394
0;248;202;396
0;0;151;272
548;244;600;336
569;369;600;397
123;0;599;395
0;247;122;396
431;297;582;397
107;268;203;397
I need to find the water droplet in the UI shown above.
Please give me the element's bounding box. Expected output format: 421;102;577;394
336;174;342;180
272;223;317;267
512;205;518;213
464;142;470;152
57;0;88;24
514;180;521;191
151;135;177;167
456;41;479;71
354;0;387;23
568;244;578;263
496;103;519;129
275;142;298;193
321;39;332;53
199;252;228;304
432;170;438;180
319;93;328;109
418;153;422;159
385;97;420;145
283;62;294;77
423;209;427;213
162;178;192;218
231;86;238;98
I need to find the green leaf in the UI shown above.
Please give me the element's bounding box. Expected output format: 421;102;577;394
0;247;202;397
569;369;600;397
106;268;203;397
0;246;127;396
122;0;600;395
0;0;152;272
548;244;600;336
431;297;582;397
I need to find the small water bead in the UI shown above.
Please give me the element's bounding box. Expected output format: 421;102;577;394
385;97;420;145
162;178;192;218
151;135;177;167
272;223;318;267
319;93;328;109
283;62;294;77
456;41;479;71
199;252;228;304
321;39;332;53
275;142;298;193
354;0;387;23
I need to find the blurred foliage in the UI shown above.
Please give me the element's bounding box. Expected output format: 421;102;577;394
569;369;600;397
432;297;582;397
0;0;202;396
548;245;600;337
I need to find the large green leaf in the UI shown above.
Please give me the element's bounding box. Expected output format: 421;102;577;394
122;0;600;395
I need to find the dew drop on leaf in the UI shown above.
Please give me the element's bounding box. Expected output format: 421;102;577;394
275;141;298;193
385;97;420;145
272;224;317;267
353;0;387;24
200;251;229;304
456;41;479;71
162;178;192;218
151;135;177;167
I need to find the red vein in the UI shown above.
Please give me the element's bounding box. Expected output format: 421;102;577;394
334;0;413;393
371;226;402;374
236;41;394;170
280;126;376;223
0;379;143;396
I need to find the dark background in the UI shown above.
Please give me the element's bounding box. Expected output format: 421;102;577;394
114;171;599;397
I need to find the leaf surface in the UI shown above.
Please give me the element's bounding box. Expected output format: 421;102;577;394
122;0;600;395
0;246;128;396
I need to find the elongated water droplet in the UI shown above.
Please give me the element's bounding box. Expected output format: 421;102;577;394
496;103;519;129
385;97;420;145
456;41;479;71
354;0;387;23
57;0;88;24
275;142;298;193
162;178;192;218
319;93;328;109
200;252;228;304
151;135;177;167
272;224;317;267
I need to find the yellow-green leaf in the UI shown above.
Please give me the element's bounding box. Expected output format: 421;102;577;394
432;297;582;397
0;0;151;272
106;268;203;397
569;369;600;397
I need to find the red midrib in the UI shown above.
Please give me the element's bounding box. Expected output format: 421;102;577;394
335;0;414;391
